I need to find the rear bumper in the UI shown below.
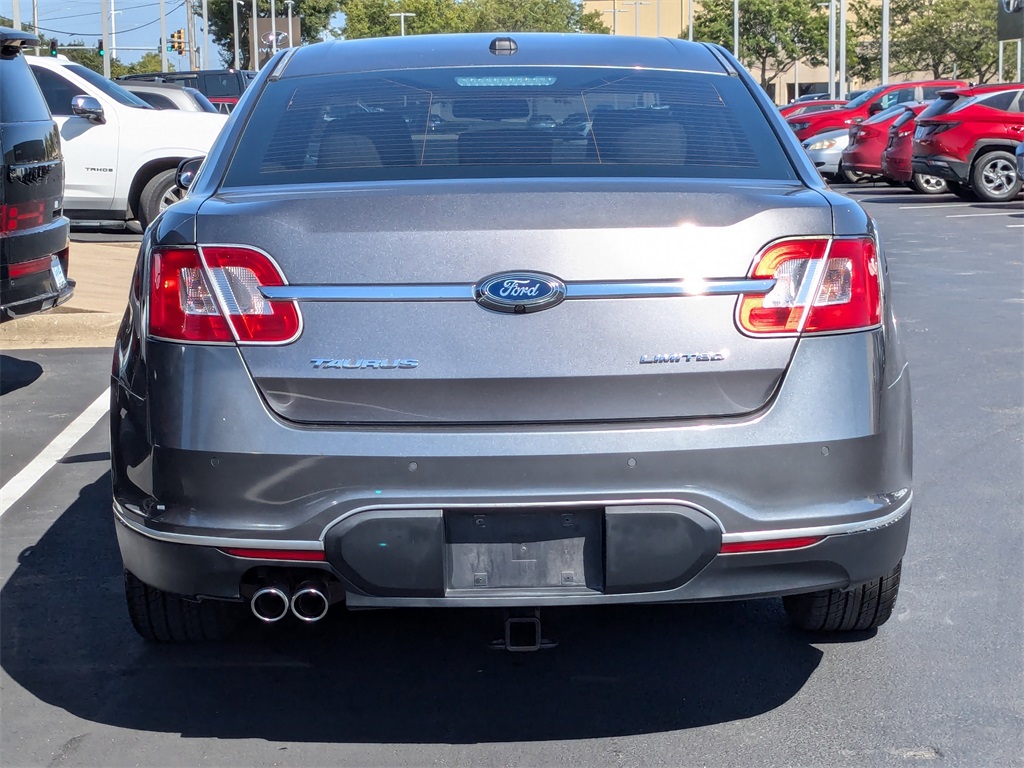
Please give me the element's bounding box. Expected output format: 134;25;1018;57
912;155;969;183
881;150;911;182
114;497;912;606
840;146;882;176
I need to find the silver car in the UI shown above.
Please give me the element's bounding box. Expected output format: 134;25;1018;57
111;33;912;645
803;128;853;181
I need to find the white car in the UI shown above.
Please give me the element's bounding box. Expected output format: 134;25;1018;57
27;56;227;230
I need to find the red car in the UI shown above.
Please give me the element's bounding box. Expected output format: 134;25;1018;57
787;79;967;142
880;106;949;194
779;99;848;118
841;103;925;178
912;84;1024;201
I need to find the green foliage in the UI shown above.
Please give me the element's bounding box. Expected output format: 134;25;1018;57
340;0;607;39
849;0;1000;82
197;0;343;68
684;0;828;89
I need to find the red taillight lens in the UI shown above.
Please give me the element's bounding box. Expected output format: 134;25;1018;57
1;201;46;235
201;246;301;343
148;245;301;344
738;237;882;335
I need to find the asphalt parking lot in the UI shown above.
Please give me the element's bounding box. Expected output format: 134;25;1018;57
1;186;1021;767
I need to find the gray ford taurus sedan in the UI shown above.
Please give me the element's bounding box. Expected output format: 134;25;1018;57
111;33;912;644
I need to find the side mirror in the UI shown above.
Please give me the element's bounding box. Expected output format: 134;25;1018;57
176;156;204;191
71;95;105;123
867;101;883;115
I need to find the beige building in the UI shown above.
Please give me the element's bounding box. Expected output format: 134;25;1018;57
584;0;850;104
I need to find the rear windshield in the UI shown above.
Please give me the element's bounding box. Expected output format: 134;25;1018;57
223;66;797;187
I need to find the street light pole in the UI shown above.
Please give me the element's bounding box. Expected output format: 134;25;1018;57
619;1;650;36
232;0;241;68
285;0;294;47
252;0;258;68
881;0;889;83
270;0;277;55
389;12;416;36
688;0;693;40
838;0;847;99
820;0;836;99
601;1;627;35
733;0;739;57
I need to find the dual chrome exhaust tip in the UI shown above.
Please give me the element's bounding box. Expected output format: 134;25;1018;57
250;580;330;623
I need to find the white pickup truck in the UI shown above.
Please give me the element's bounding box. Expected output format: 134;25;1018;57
27;56;227;230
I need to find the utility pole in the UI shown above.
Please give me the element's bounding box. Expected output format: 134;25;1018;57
32;0;40;54
111;0;121;59
100;0;111;78
202;0;210;69
185;0;196;69
11;0;20;30
160;0;167;71
620;1;650;37
687;0;693;40
252;0;258;70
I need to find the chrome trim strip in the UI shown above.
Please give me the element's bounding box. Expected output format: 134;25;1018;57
260;278;775;303
260;284;472;301
720;494;912;544
113;494;910;551
112;501;323;551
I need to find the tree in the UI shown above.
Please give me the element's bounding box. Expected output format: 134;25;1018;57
467;0;608;34
198;0;343;69
684;0;828;90
340;0;607;39
849;0;1000;82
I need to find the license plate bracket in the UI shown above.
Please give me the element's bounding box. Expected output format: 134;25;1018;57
50;255;67;290
445;509;603;591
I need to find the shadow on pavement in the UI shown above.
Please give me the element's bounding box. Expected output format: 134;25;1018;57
0;355;44;396
1;474;839;744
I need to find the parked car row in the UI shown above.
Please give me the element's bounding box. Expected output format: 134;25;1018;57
796;79;1024;202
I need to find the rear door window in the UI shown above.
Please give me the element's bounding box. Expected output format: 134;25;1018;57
223;66;797;187
2;54;51;122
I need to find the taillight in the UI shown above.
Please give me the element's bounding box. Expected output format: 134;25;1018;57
1;201;46;235
738;237;881;336
148;245;301;344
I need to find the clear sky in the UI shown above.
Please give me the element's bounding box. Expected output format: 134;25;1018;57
5;0;344;67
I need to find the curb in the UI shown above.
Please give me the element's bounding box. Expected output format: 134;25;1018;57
0;309;122;350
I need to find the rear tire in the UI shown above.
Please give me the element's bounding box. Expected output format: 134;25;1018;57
910;173;949;195
124;570;240;643
783;560;902;631
948;181;977;201
970;150;1022;202
137;169;183;231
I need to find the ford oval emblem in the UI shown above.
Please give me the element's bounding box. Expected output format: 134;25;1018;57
474;272;566;314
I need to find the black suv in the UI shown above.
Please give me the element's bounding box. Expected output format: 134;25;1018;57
0;28;72;322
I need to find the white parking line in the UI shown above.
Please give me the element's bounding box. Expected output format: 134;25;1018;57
0;388;110;519
946;211;1024;218
897;203;974;209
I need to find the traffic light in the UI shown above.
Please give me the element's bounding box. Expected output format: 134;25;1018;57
49;40;58;56
170;29;185;55
96;38;104;57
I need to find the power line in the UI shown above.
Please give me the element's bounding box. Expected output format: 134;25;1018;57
40;1;167;23
35;0;185;37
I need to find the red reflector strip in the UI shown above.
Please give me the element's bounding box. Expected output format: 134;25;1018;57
221;548;326;561
719;536;824;554
8;256;53;278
